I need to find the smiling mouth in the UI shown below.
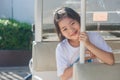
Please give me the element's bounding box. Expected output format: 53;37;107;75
70;30;78;36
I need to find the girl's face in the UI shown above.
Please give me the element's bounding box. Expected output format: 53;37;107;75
58;17;80;41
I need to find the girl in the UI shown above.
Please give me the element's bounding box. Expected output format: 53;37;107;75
54;7;114;80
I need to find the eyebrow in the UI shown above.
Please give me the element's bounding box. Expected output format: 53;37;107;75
69;19;74;24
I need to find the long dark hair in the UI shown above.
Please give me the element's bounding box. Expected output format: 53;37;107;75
54;7;80;41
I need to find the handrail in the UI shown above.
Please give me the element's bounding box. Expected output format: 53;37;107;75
80;0;86;64
34;0;43;42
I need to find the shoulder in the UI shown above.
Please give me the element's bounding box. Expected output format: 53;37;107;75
87;31;112;52
56;39;67;49
87;31;100;37
87;31;102;41
56;39;67;54
87;31;104;46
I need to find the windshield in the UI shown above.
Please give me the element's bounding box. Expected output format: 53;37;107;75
42;0;120;41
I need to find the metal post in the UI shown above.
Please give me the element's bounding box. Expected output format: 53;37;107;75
80;0;86;64
34;0;43;42
97;23;100;31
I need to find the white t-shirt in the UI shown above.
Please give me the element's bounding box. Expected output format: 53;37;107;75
56;32;112;77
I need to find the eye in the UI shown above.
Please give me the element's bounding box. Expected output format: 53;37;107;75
63;28;67;31
71;22;75;25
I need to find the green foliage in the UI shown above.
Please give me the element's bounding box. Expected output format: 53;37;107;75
0;19;33;50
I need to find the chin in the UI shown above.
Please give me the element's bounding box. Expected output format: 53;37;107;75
72;37;79;41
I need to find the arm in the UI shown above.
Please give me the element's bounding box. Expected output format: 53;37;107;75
80;32;114;65
60;67;73;80
86;42;114;65
56;43;73;80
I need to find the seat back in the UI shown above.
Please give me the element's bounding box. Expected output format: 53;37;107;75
73;63;120;80
32;41;58;71
32;40;120;71
106;40;120;63
106;40;120;50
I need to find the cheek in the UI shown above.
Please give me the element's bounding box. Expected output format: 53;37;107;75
61;31;67;36
78;25;80;29
61;32;69;38
75;24;80;29
60;31;65;36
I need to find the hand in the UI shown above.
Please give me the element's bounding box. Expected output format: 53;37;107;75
85;50;96;61
79;32;91;46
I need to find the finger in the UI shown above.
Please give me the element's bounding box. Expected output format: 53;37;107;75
88;51;96;58
85;57;91;61
80;32;86;34
85;50;96;58
80;33;87;40
90;54;96;58
79;36;87;41
80;34;86;38
85;50;91;54
80;32;87;36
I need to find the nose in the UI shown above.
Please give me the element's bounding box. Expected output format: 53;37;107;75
69;26;75;33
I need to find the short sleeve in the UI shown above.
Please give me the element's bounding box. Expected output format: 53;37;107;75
88;32;112;53
56;43;69;77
